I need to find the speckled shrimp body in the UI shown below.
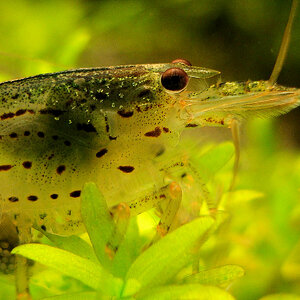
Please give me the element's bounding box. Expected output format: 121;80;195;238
1;59;300;238
0;62;221;234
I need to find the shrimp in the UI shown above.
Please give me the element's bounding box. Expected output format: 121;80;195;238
0;0;298;298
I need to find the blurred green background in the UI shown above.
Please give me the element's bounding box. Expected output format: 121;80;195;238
0;0;299;299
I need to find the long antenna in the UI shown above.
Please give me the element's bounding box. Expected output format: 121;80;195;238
268;0;298;86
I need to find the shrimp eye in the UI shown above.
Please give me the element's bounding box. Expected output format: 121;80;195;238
161;68;189;92
171;58;192;66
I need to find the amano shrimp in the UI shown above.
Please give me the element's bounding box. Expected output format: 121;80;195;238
0;0;299;298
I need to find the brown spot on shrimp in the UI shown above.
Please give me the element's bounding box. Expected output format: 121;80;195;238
9;132;18;138
118;166;135;173
56;165;66;175
70;190;81;198
76;123;97;133
0;165;13;171
117;110;134;118
22;161;32;169
28;195;38;201
8;196;19;202
145;127;161;137
39;108;66;117
37;131;45;138
1;112;15;120
96;148;108;158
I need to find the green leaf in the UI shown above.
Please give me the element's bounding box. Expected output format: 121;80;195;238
12;244;123;296
111;217;144;278
30;269;90;299
136;284;235;300
182;264;244;286
40;230;98;263
125;216;214;290
121;278;141;298
190;142;234;182
259;294;300;300
81;182;115;269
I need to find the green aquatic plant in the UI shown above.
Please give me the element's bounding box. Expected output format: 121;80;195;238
12;182;244;299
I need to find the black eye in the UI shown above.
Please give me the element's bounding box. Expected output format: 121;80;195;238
161;68;189;91
171;58;192;66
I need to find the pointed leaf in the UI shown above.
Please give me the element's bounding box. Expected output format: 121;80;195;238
136;284;234;300
40;230;98;263
182;264;244;286
81;182;115;269
111;217;144;278
126;216;214;290
12;244;123;296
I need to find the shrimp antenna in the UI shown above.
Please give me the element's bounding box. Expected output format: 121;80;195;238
268;0;298;86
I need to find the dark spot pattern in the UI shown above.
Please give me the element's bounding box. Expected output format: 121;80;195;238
50;194;58;199
9;132;17;138
56;165;66;175
48;154;54;160
1;112;14;120
11;93;19;99
41;225;46;231
39;108;65;117
1;109;36;120
37;131;45;138
8;196;19;202
70;190;81;198
145;127;161;137
94;91;107;100
163;127;170;133
96;148;108;158
52;135;59;140
28;195;38;201
105;116;109;133
24;131;30;136
185;123;198;128
118;166;135;173
117;110;134;118
0;165;13;171
16;109;26;116
22;161;32;169
77;123;97;133
64;140;71;146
